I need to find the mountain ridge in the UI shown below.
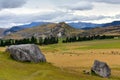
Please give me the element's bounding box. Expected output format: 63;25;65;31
4;22;83;39
102;21;120;27
3;20;120;36
4;22;51;35
2;21;120;39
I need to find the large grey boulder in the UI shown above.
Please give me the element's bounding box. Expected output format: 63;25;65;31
91;60;111;78
6;44;46;63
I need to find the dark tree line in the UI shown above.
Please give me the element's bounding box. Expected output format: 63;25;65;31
62;35;114;43
0;36;58;47
0;35;116;46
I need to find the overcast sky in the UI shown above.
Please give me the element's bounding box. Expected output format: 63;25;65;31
0;0;120;28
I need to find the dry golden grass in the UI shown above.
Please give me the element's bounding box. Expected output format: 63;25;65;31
0;39;120;80
39;39;120;79
44;49;120;70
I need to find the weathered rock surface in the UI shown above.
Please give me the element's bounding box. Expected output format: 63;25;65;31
91;60;111;78
6;44;46;63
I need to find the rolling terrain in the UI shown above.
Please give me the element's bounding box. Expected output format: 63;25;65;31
80;26;120;36
2;21;120;39
4;22;50;35
0;39;120;80
4;22;83;39
4;21;100;35
4;24;120;39
4;21;120;39
4;20;120;35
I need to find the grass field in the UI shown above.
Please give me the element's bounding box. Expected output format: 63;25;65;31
0;39;120;80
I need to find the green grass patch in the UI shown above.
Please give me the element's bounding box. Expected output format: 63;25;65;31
77;39;120;49
0;51;82;80
41;39;120;51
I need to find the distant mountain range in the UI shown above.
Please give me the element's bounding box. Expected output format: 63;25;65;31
4;22;83;39
1;20;120;39
4;22;103;35
80;26;120;36
69;21;120;29
102;21;120;27
68;22;103;29
4;21;120;35
4;22;50;35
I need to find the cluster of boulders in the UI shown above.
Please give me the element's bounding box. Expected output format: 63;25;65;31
5;44;111;78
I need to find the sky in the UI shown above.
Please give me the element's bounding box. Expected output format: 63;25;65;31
0;0;120;28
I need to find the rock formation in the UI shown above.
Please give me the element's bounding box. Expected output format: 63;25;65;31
91;60;111;78
6;44;46;63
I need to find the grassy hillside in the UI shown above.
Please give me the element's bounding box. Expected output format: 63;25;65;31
81;26;120;36
4;22;83;39
0;39;120;80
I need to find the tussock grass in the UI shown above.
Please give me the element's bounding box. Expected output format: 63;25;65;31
0;39;120;80
40;39;120;80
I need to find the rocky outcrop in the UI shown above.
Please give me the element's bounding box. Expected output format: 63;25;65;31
91;60;111;78
4;22;80;39
6;44;46;63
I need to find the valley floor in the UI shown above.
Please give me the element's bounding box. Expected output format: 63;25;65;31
0;39;120;80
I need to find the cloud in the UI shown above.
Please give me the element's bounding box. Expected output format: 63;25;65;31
0;9;119;28
48;13;111;22
0;0;120;28
60;1;93;11
0;10;64;28
0;0;27;10
89;0;120;4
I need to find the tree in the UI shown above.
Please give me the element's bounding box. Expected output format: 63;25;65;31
30;36;37;44
39;37;43;45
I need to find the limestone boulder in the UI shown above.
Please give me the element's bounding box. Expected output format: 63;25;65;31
91;60;111;78
6;44;46;63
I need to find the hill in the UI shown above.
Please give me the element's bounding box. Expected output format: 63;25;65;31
4;22;83;39
102;21;120;27
80;26;120;36
68;21;120;29
4;22;50;35
3;21;120;36
3;21;120;39
4;22;101;35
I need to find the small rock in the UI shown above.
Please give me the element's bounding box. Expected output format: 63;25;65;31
83;70;91;75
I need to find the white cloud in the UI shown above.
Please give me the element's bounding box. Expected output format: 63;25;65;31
60;1;93;11
0;0;120;28
91;0;120;4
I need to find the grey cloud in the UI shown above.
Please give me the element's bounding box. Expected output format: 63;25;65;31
0;0;27;10
89;0;120;4
0;9;119;28
115;14;120;19
60;1;93;11
0;11;65;27
49;14;111;22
